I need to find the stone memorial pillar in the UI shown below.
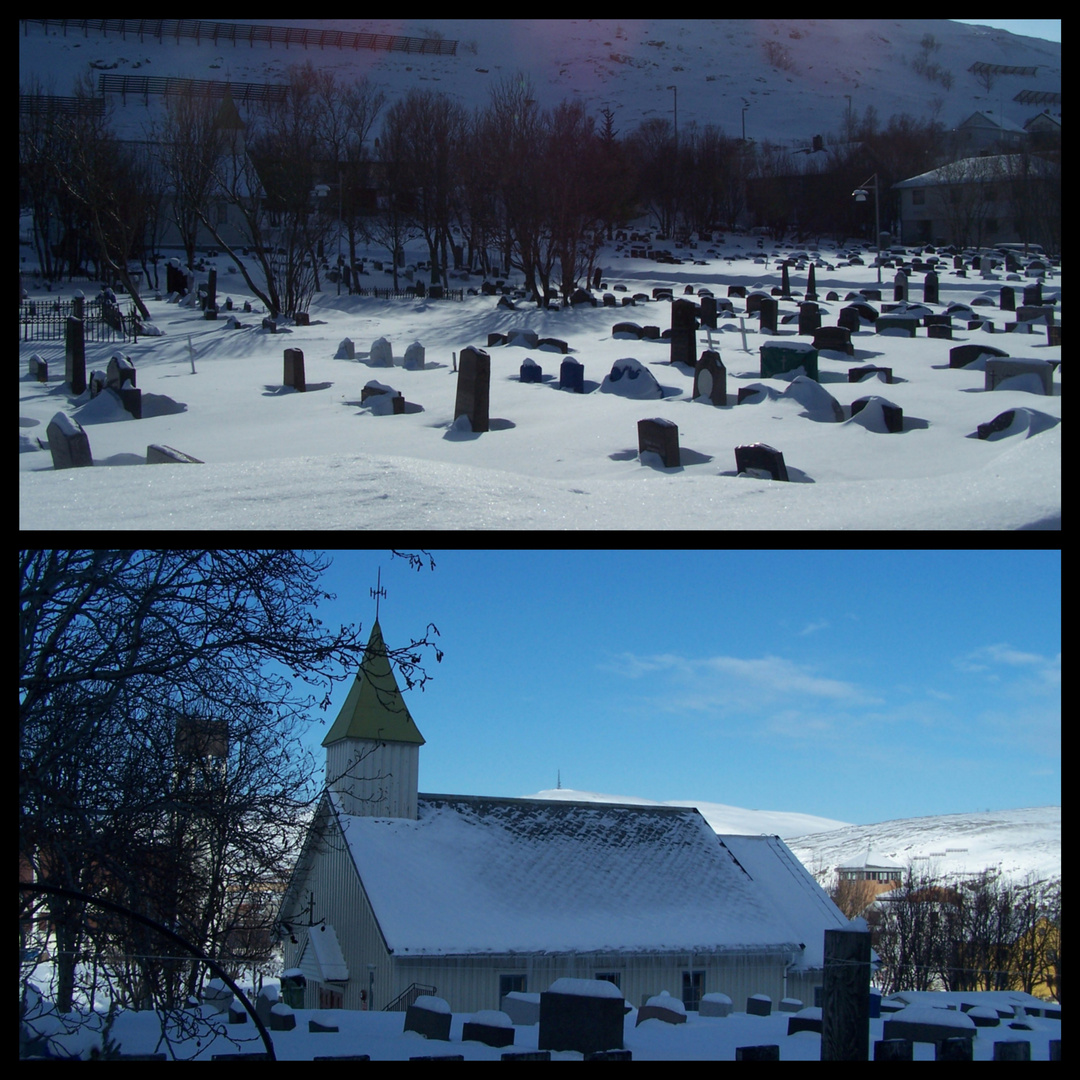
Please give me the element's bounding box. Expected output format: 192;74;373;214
669;298;697;366
693;350;727;406
454;346;490;431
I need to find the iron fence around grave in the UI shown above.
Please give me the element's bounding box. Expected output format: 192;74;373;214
352;284;464;301
20;297;135;344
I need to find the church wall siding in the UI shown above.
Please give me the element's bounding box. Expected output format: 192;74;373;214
386;950;795;1014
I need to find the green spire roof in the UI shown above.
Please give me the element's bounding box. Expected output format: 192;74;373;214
322;620;425;747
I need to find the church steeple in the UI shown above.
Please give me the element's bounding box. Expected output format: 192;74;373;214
323;619;424;819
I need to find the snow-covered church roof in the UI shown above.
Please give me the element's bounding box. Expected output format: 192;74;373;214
330;792;848;964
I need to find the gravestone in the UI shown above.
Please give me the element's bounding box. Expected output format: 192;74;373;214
699;993;733;1018
850;396;904;433
746;995;772;1017
736;1046;780;1061
882;1007;975;1048
559;358;584;394
927;324;952;340
693;350;727;405
1023;282;1042;306
361;381;405;414
454;346;490;431
335;337;355;360
949;343;1009;369
370;337;393;367
798;303;821;336
875;315;919;337
404;997;452;1041
637;417;680;467
999;286;1015;312
538;978;624;1055
893;270;908;302
837;306;861;333
669;298;697;366
1047;325;1061;346
699;295;717;328
46;412;92;469
806;264;817;300
283;348;306;392
848;365;894;383
403;341;425;370
501;993;541;1026
255;986;277;1030
107;354;136;391
875;1039;914;1061
787;1009;823;1036
636;994;686;1026
65;316;86;394
520;357;542;383
147;444;204;464
923;271;939;304
462;1012;515;1049
88;370;108;399
984;358;1053;395
813;326;853;355
760;340;819;381
735;443;788;481
758;297;778;334
780;263;790;297
29;354;48;382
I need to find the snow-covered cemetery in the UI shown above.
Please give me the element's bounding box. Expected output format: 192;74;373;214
20;554;1061;1060
19;19;1060;528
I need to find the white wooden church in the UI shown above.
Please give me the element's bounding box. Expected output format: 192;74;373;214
277;619;851;1014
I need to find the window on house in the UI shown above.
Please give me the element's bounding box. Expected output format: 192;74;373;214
318;985;343;1009
594;972;621;989
912;189;925;206
682;970;704;1011
499;973;526;1000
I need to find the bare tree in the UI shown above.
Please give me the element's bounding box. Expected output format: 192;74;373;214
20;549;440;1019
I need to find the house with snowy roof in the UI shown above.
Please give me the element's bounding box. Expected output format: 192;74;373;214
892;153;1058;248
277;618;851;1014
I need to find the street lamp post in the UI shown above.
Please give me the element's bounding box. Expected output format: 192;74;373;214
852;173;882;284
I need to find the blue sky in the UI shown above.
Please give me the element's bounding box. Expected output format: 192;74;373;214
298;550;1060;827
951;20;1060;44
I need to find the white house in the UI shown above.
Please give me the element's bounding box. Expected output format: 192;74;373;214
277;619;851;1014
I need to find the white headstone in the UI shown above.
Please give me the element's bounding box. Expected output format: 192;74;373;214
370;337;393;366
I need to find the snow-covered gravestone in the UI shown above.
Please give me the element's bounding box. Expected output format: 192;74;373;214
699;992;733;1018
636;991;687;1026
403;341;425;370
735;442;788;482
746;993;772;1016
404;995;452;1041
538;977;624;1056
270;1001;296;1031
47;412;92;470
462;1009;515;1048
370;336;393;367
335;337;355;360
984;358;1053;395
637;417;680;468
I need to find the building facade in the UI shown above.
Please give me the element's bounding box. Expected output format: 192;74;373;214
278;618;852;1015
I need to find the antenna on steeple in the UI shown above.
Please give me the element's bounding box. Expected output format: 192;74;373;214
370;567;387;621
557;769;562;790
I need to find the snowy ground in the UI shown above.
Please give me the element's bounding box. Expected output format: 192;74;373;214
19;234;1060;530
25;992;1061;1061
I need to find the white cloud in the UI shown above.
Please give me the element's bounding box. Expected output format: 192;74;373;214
604;651;882;713
798;620;830;636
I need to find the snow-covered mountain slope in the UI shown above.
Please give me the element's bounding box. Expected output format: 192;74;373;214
525;791;1060;887
19;18;1061;144
786;805;1061;886
527;788;852;839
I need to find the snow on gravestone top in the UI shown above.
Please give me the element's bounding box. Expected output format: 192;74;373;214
470;1010;512;1028
701;993;733;1006
891;1005;975;1029
547;977;624;999
412;995;451;1014
644;992;686;1015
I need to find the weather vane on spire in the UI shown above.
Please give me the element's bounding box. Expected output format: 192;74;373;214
370;567;387;621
